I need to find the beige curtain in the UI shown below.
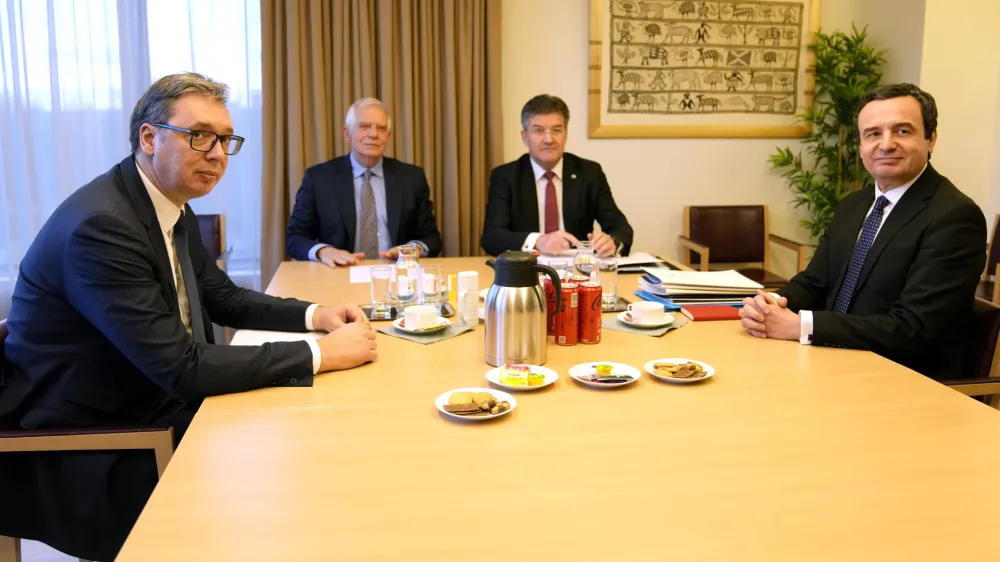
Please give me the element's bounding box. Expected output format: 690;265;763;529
261;0;503;286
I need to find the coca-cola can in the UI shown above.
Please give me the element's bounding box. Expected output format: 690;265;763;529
578;282;602;344
555;283;579;346
569;274;590;285
544;277;557;335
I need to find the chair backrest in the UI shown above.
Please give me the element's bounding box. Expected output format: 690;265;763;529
0;317;7;364
985;214;1000;281
964;298;1000;379
686;205;766;264
196;214;226;261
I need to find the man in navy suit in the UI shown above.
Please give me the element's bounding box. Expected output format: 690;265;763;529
286;98;443;266
480;94;633;257
739;84;986;381
0;73;378;560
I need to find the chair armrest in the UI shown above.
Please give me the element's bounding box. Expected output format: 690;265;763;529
0;426;175;477
677;236;710;271
945;378;1000;399
768;234;808;273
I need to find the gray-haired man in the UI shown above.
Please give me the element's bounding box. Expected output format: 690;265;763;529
0;72;377;561
286;97;443;265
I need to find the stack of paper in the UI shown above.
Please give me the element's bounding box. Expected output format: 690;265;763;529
637;267;761;306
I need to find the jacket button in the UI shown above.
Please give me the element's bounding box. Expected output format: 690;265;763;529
289;378;298;385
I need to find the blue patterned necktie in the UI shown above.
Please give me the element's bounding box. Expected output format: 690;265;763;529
833;196;890;314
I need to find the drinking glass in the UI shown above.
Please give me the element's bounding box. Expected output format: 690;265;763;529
572;241;597;282
598;258;619;311
370;266;393;319
420;264;444;311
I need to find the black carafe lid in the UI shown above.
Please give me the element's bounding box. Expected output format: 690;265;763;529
491;251;540;287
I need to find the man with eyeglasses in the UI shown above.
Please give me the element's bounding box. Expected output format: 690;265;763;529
481;94;633;257
0;73;377;561
286;97;443;266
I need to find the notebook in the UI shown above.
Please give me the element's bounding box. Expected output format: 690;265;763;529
679;305;742;321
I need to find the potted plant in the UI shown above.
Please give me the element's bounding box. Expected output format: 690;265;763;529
769;24;886;241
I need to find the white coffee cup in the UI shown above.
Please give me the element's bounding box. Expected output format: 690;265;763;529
404;305;438;329
627;301;667;325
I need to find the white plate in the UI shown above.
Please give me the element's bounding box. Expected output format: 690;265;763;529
478;307;486;320
392;316;450;334
644;358;715;384
568;362;642;389
480;288;490;300
485;365;559;391
617;310;674;329
435;387;517;421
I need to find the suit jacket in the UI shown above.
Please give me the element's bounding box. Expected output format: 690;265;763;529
480;153;634;256
0;155;317;561
286;155;443;259
778;164;986;381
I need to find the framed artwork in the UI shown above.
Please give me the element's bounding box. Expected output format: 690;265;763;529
588;0;821;138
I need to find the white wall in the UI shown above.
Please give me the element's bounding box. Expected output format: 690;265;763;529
500;0;927;277
919;0;1000;229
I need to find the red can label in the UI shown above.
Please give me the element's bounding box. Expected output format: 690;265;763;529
579;282;602;344
544;278;557;335
555;283;579;346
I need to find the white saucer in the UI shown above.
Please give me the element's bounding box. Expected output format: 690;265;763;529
644;358;715;384
568;362;641;389
617;311;674;329
485;365;559;391
435;387;517;421
392;316;450;334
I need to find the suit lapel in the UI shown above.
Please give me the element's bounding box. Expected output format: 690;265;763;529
333;156;358;249
561;156;580;233
853;166;937;295
383;158;401;245
119;156;178;304
519;156;541;231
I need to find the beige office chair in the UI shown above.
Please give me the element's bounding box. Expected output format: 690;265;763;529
0;317;175;562
976;214;1000;305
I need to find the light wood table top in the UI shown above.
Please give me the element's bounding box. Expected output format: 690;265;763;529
118;258;1000;561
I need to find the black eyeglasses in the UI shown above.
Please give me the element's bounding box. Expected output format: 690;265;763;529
150;123;245;155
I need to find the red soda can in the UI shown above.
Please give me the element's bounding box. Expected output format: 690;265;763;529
555;283;579;346
578;282;602;344
569;274;590;285
544;277;557;335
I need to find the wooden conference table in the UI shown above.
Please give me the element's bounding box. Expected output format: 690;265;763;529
117;258;1000;561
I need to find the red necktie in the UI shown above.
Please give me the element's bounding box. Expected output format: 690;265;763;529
543;170;559;233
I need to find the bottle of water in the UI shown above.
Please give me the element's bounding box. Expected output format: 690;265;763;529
394;244;422;309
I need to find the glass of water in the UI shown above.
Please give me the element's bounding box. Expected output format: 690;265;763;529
549;260;569;280
370;266;393;319
420;264;444;311
598;257;618;311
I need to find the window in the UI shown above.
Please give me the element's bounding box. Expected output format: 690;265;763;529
0;0;264;316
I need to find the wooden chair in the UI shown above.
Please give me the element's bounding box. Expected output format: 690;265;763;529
0;318;175;562
196;213;233;343
678;205;808;290
976;214;1000;305
945;298;1000;408
196;213;232;271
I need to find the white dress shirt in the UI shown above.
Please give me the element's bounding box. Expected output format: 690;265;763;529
521;157;564;251
797;163;928;344
136;163;322;373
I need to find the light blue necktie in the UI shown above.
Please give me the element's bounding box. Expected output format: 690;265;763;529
833;196;890;314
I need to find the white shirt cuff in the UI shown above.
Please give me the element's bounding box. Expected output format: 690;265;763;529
304;303;322;374
522;233;542;252
799;310;813;345
308;243;331;261
408;240;429;256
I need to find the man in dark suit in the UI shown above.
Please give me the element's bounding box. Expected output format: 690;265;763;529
0;73;378;561
739;84;986;381
481;94;633;257
286;98;443;266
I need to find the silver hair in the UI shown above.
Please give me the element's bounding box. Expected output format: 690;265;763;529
129;72;229;153
345;97;392;132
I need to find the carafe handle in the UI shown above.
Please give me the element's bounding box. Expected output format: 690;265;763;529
535;264;561;301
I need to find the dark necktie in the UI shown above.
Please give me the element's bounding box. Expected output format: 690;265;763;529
833;196;890;314
359;170;379;258
543;170;559;233
173;217;208;343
